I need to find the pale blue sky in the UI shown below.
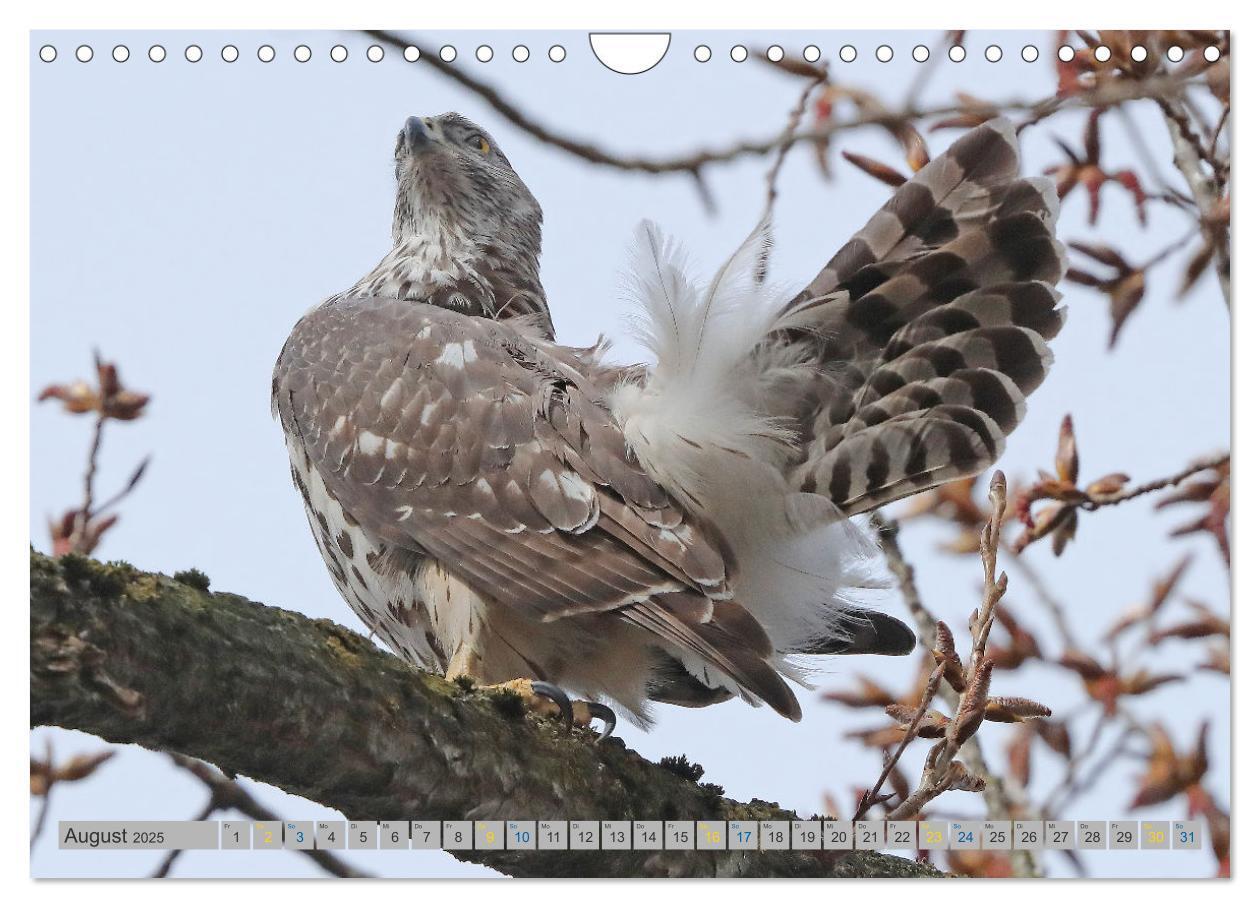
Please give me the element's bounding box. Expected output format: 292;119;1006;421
30;29;1230;878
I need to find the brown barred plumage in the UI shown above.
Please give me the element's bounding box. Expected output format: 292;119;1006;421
775;118;1065;519
273;115;1063;725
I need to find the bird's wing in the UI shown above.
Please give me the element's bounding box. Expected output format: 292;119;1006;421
274;297;797;717
770;118;1066;515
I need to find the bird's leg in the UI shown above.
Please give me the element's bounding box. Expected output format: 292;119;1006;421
443;640;486;683
443;645;615;740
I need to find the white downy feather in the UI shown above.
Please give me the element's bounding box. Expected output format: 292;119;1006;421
611;221;885;691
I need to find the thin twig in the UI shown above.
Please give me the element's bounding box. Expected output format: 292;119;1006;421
151;799;216;878
1080;453;1228;510
1043;713;1142;818
1039;705;1107;819
166;754;367;878
70;413;106;547
757;69;827;283
853;663;945;821
90;457;151;519
1114;105;1195;213
30;740;55;847
1157;95;1230;305
871;492;1040;876
363;31;1203;181
1001;545;1081;651
761;69;827;223
30;791;52;847
969;476;1009;669
1209;102;1230;160
901;31;955;113
869;512;935;644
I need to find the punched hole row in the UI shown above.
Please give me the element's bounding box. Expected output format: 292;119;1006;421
37;42;1222;66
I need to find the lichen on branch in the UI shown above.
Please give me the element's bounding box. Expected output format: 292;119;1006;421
29;550;938;879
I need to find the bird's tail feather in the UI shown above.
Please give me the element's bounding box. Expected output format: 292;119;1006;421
770;117;1066;517
617;120;1064;709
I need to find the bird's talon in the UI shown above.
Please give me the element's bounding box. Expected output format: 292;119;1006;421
584;701;617;741
529;680;574;729
487;679;611;740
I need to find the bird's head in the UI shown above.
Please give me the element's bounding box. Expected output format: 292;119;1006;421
391;113;543;257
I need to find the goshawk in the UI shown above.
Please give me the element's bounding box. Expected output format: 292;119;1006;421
273;113;1064;734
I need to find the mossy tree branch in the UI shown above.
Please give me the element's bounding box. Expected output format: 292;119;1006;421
30;550;938;878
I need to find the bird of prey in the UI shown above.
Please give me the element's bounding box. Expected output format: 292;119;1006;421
274;112;1064;735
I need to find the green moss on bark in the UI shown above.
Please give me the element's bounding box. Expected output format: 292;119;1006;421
30;550;940;879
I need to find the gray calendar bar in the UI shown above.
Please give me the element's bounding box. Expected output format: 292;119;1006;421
728;820;757;849
409;820;439;849
824;820;853;850
855;819;885;850
443;820;472;850
667;820;695;850
58;821;219;850
507;820;537;850
696;820;725;850
475;820;505;850
283;821;315;850
886;821;917;849
1173;820;1203;849
792;820;822;850
1141;821;1170;849
55;819;1207;851
538;820;568;849
316;820;345;849
348;821;377;849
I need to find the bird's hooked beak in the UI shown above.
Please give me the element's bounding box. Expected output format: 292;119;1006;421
401;116;437;156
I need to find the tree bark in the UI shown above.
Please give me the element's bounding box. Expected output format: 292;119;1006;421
30;550;938;878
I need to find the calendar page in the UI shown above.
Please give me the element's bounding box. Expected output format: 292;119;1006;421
26;20;1231;883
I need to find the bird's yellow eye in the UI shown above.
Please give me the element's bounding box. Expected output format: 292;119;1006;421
474;136;491;155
